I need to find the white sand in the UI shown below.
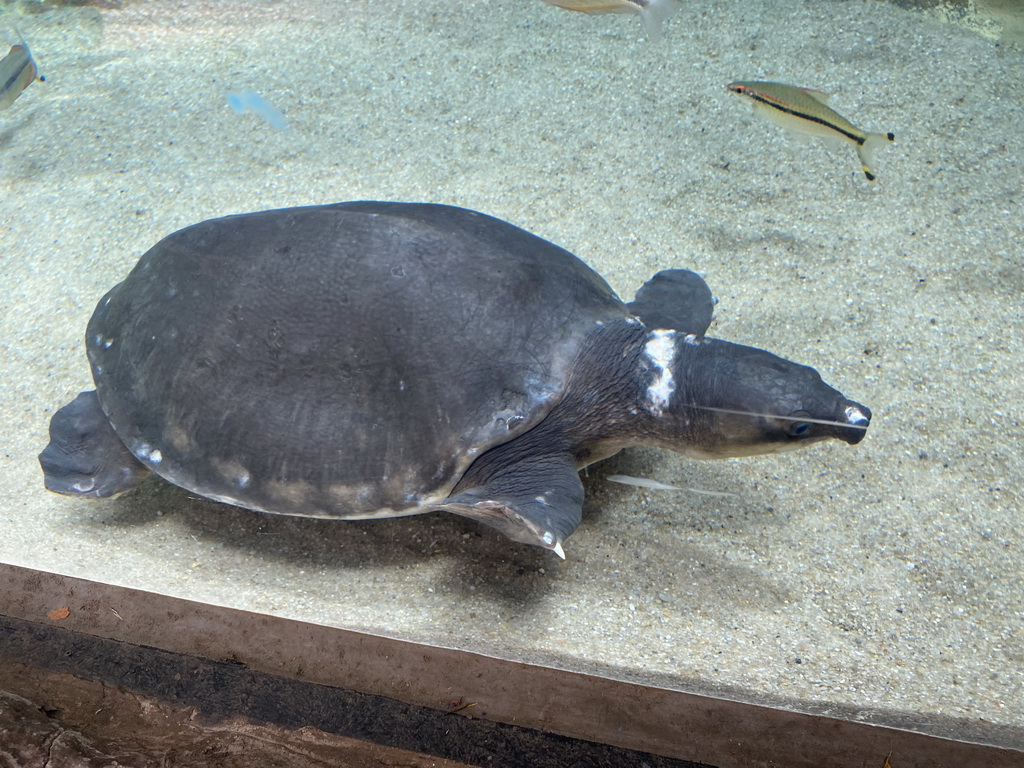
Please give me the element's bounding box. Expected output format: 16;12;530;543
1;0;1021;740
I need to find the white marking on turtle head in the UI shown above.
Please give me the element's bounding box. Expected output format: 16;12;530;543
644;329;676;416
148;448;163;464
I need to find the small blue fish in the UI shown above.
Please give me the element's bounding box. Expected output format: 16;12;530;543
227;91;291;132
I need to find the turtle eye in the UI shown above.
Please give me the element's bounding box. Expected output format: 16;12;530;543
785;414;812;437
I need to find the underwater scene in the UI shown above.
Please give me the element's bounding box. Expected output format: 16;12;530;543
2;0;1022;746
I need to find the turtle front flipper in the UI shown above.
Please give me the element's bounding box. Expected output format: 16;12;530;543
444;452;583;558
628;269;715;336
39;390;150;498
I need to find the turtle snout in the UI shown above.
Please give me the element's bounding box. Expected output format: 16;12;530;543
838;401;871;445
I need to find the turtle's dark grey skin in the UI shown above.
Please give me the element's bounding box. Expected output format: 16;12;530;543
39;202;871;557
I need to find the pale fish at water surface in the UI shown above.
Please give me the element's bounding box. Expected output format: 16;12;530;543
726;80;895;181
539;0;680;40
0;40;42;111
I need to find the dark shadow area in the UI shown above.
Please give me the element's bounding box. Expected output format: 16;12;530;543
77;445;802;618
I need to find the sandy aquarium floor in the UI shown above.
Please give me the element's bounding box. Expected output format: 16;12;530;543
1;0;1021;740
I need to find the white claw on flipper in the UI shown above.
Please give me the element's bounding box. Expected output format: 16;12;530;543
607;474;738;498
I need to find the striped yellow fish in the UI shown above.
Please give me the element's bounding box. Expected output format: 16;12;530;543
0;39;42;111
539;0;680;41
726;81;895;181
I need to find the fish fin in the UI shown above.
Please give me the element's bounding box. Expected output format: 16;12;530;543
800;87;831;104
856;131;896;181
638;0;681;41
607;475;738;497
820;133;848;153
11;23;42;81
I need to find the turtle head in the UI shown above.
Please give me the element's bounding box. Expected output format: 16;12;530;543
650;333;870;459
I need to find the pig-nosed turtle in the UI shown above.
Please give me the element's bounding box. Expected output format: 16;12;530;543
39;201;870;557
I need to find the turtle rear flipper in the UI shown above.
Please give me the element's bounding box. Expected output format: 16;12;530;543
39;390;150;498
445;452;583;558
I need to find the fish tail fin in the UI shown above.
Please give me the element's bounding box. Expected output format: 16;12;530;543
857;131;895;181
639;0;681;41
11;23;43;81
